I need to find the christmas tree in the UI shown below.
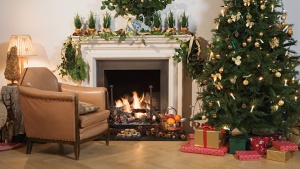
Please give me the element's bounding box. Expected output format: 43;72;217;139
195;0;300;134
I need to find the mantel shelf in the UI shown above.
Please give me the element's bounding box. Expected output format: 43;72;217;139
72;35;192;46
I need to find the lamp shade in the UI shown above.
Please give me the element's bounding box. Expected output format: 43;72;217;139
7;35;35;56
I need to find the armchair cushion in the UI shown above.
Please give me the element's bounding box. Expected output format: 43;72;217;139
79;101;99;115
79;109;110;128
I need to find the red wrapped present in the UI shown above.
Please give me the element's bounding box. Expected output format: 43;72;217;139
272;141;299;152
250;135;280;155
181;139;228;156
235;151;261;160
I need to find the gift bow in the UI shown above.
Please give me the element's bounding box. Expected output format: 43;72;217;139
211;73;222;82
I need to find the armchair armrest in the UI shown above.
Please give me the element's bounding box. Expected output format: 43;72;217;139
18;86;78;141
60;83;109;110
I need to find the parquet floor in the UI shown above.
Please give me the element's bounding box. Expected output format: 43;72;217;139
0;141;299;169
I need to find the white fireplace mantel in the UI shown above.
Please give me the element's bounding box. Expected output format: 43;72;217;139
75;35;191;115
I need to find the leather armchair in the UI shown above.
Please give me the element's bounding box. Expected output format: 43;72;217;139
18;67;110;160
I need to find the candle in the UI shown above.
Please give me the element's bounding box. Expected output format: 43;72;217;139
230;93;236;100
250;105;254;112
217;100;220;107
271;4;274;12
295;96;298;101
284;79;288;86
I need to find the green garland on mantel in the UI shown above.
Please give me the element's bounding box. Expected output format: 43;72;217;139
57;31;203;83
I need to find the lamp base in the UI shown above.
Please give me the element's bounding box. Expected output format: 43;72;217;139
7;80;18;86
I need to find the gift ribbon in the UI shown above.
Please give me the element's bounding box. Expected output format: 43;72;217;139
200;124;215;147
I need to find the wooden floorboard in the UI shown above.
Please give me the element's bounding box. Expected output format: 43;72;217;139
0;141;299;169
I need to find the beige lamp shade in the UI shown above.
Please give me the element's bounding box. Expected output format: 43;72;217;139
7;35;35;56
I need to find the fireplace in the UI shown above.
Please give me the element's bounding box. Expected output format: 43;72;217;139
96;59;168;113
77;35;191;115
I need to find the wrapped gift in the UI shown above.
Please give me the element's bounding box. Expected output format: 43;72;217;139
250;135;280;155
267;147;293;162
194;125;224;149
235;151;261;160
181;139;228;156
229;135;250;154
272;141;299;151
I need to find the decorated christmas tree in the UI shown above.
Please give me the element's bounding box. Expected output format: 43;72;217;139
194;0;300;134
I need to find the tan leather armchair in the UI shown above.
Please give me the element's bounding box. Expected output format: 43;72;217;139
18;67;110;160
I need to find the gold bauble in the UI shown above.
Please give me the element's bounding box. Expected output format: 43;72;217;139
243;79;249;85
281;15;286;20
213;113;217;118
242;104;247;108
275;71;281;77
216;54;221;59
227;18;233;24
278;100;284;106
266;53;270;57
260;4;266;10
219;67;224;73
225;38;229;43
141;0;144;2
194;122;200;128
260;0;264;4
246;13;252;20
247;37;252;42
287;27;293;36
242;42;247;47
228;44;233;49
235;32;239;37
255;42;260;47
209;102;213;107
259;32;263;36
202;115;207;120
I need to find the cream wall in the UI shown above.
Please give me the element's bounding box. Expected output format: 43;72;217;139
0;0;299;94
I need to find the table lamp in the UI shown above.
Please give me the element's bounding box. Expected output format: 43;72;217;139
7;35;36;74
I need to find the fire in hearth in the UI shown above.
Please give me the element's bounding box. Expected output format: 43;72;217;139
115;91;150;113
112;91;154;125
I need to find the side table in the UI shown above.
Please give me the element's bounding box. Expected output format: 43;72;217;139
1;86;25;136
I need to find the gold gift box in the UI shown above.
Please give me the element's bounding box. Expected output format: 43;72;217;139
266;147;293;162
194;128;222;149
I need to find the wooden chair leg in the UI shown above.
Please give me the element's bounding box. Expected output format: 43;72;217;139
26;138;33;154
74;142;80;160
105;128;110;146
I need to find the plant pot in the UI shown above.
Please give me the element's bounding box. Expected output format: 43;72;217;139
153;27;162;32
88;28;96;35
181;27;189;34
75;28;81;35
167;28;176;33
102;28;111;32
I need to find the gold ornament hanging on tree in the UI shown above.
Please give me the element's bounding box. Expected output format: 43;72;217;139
4;46;20;86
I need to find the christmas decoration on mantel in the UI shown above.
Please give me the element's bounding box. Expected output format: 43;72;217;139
101;0;174;27
190;0;300;135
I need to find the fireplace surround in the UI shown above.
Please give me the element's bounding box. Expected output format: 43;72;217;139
76;35;191;115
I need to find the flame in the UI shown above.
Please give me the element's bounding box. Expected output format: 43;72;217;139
115;91;151;113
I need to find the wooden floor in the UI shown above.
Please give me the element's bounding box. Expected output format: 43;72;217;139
0;140;299;169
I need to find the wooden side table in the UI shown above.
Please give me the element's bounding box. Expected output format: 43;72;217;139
1;86;25;137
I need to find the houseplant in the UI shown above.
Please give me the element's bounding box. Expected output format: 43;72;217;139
88;11;96;35
180;11;189;34
57;36;87;84
74;13;82;35
100;0;174;27
167;10;176;33
153;11;162;32
103;12;111;31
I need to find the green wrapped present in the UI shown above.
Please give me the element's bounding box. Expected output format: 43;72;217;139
229;135;250;154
